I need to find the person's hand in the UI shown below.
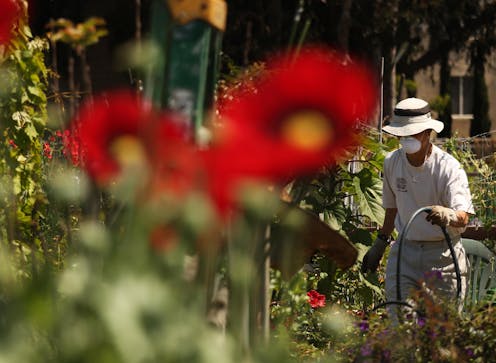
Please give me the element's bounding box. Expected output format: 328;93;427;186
425;205;457;227
361;236;389;273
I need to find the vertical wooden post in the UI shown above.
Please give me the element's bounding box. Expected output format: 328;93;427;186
145;0;226;141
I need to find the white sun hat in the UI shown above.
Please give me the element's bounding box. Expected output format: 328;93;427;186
383;97;444;137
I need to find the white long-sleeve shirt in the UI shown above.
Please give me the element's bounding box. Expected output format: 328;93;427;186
382;145;474;241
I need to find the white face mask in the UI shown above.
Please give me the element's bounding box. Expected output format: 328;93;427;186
400;136;422;154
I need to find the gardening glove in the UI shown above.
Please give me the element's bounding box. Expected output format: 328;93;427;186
425;205;457;227
361;235;389;274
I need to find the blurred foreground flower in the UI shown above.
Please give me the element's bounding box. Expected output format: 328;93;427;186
0;0;21;44
71;47;377;219
216;47;377;176
144;118;203;199
205;46;377;215
73;91;155;185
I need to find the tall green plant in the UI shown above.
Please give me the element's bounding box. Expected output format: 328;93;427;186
0;17;49;275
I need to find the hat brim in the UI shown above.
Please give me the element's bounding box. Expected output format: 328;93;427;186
383;118;444;137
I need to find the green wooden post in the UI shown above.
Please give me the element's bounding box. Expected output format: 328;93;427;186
145;0;226;140
145;0;228;337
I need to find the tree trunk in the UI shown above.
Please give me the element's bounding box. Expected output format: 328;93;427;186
438;54;452;138
384;47;396;119
337;0;352;53
266;0;282;49
379;0;399;120
471;50;490;136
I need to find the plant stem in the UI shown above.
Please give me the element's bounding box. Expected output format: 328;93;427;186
293;18;311;60
135;0;142;43
80;48;93;105
68;54;75;118
287;0;305;50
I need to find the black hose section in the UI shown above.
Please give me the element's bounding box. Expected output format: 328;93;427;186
441;226;462;299
396;207;462;302
395;207;433;302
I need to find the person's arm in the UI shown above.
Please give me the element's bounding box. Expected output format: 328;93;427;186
427;159;473;228
378;208;397;238
361;208;397;273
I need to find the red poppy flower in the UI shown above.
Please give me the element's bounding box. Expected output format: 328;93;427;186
307;289;326;308
217;47;377;179
72;91;154;185
205;47;377;216
72;90;203;202
201;147;274;218
0;0;21;44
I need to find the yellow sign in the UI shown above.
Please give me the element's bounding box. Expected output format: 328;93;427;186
166;0;227;31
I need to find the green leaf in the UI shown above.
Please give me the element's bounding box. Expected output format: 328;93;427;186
27;85;46;100
368;159;383;171
323;204;347;231
24;122;38;140
352;173;385;225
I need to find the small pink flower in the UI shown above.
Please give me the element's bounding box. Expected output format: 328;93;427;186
307;289;326;308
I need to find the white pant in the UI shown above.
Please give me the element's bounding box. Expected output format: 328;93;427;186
385;236;468;305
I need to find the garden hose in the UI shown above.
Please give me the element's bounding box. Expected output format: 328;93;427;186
372;206;462;312
395;207;462;302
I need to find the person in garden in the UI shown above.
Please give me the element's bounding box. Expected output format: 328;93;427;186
361;97;474;307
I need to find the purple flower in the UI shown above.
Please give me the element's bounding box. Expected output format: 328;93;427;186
428;328;437;338
382;349;391;360
465;348;474;357
360;344;372;357
357;320;369;332
416;316;426;328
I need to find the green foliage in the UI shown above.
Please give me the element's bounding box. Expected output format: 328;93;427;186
404;79;417;97
0;23;50;275
430;94;451;118
442;137;496;230
270;263;358;362
46;17;108;52
0;206;297;362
